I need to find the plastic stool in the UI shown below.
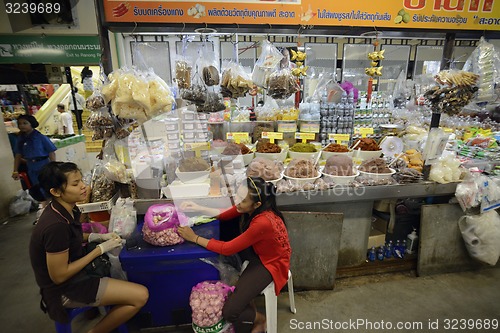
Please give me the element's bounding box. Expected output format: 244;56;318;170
55;306;128;333
261;270;296;333
18;172;31;190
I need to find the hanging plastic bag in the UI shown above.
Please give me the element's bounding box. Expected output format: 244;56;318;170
220;61;253;98
90;162;116;203
267;67;300;100
458;210;500;266
463;37;500;103
109;198;137;239
142;203;188;246
252;40;283;88
190;281;235;333
310;71;343;103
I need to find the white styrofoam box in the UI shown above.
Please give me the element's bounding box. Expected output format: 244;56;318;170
183;131;195;140
182;121;196;131
166;132;180;141
197;113;208;120
163;179;210;199
181;111;197;121
167;141;181;150
195;132;209;140
165;122;180;132
142;119;167;139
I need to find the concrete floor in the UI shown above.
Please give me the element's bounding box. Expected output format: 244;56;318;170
1;211;499;333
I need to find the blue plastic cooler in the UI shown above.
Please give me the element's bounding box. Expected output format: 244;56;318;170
120;220;220;327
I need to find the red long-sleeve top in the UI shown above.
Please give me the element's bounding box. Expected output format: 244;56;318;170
207;206;291;295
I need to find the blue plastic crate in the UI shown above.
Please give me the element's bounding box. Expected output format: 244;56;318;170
120;220;220;327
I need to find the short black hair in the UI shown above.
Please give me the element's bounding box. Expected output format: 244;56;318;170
17;114;39;128
39;162;81;197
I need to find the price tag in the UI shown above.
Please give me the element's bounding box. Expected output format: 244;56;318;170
226;132;249;144
300;122;320;133
329;134;350;144
184;142;210;157
261;132;283;143
355;128;374;138
294;132;315;143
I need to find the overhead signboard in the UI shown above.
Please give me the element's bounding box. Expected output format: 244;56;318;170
0;35;101;64
102;0;500;31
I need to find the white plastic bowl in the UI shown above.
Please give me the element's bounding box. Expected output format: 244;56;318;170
321;170;359;185
352;150;383;161
221;152;255;166
283;171;321;186
254;150;288;162
175;167;210;184
358;168;396;181
288;151;320;161
267;173;283;186
321;150;352;160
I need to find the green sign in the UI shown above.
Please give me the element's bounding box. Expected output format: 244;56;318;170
0;35;101;64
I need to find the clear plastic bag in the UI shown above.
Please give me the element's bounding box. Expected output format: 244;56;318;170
267;68;300;100
458;210;500;266
199;256;241;286
109;198;137;239
90;162;116;203
220;61;253;98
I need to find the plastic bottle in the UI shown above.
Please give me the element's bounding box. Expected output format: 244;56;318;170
377;245;385;261
384;241;393;258
368;246;376;262
393;240;404;259
401;240;407;256
406;228;419;254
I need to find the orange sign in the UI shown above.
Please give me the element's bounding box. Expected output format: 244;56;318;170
103;0;500;30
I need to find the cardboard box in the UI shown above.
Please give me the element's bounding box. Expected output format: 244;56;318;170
368;228;386;249
367;216;388;249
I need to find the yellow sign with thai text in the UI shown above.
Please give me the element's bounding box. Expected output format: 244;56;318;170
103;0;500;31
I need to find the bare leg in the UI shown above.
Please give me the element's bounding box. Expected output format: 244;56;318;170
251;312;266;333
87;279;148;333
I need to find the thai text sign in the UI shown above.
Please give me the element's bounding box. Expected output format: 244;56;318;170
103;0;500;31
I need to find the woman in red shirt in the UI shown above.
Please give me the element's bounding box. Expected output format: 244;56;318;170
178;177;291;333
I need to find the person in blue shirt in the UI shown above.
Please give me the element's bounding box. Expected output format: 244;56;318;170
12;114;57;202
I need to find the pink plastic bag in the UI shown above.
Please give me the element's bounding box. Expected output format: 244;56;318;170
82;222;108;234
142;204;188;246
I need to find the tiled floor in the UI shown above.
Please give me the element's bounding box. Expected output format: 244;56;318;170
1;210;499;333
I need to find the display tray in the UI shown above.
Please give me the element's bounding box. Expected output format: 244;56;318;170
76;192;119;213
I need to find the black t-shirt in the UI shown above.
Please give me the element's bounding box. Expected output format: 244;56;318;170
29;200;100;322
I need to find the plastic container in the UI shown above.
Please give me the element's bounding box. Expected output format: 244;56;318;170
321;170;359;185
283;171;321;186
120;220;220;327
254;150;288;163
358;168;396;181
288;151;320;161
165;122;180;132
175;167;210;184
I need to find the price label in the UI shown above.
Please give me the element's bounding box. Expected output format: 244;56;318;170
261;132;283;143
355;127;374;138
184;142;210;157
300;122;320;133
226;132;249;144
329;134;350;144
295;132;316;143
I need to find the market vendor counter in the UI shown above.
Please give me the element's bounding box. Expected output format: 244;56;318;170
132;182;458;290
120;220;220;327
51;135;91;175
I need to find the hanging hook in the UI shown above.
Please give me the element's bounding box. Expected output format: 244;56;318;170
130;21;138;41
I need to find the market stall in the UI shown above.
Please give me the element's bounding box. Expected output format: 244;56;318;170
67;0;500;329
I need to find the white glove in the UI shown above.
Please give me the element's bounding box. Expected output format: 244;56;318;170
97;238;122;254
89;232;120;243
